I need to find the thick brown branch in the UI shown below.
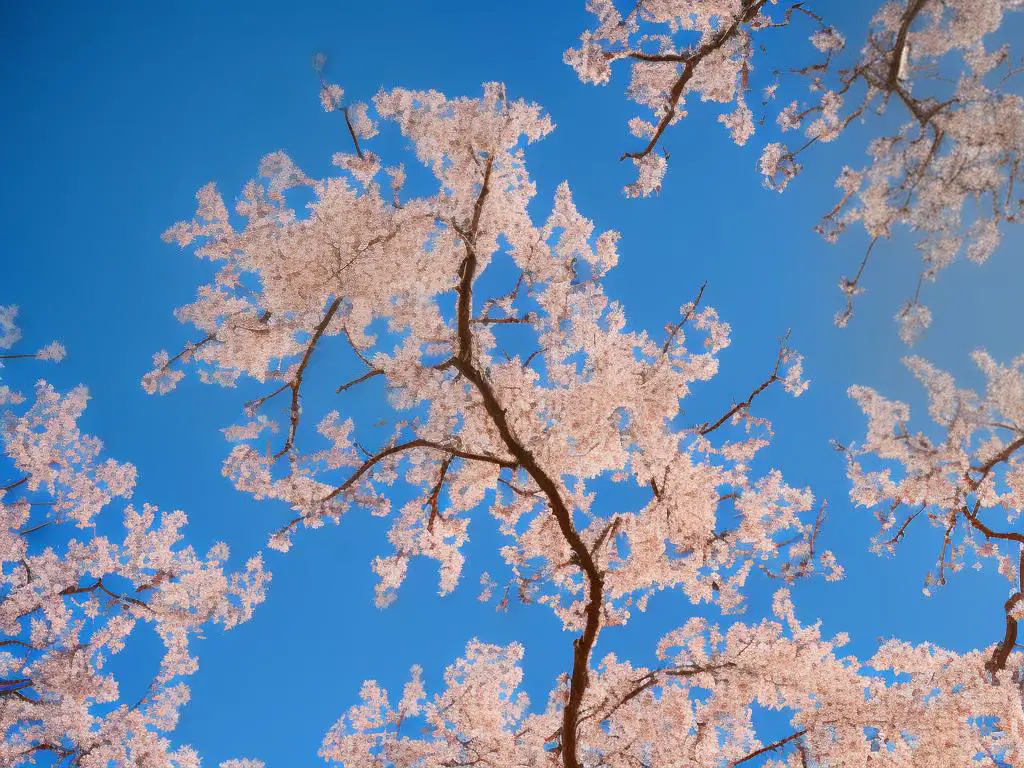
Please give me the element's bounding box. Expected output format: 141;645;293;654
0;639;34;648
0;678;33;696
18;743;76;760
447;147;603;768
986;551;1024;677
963;504;1024;545
449;357;605;768
970;435;1024;483
453;155;495;364
426;457;453;532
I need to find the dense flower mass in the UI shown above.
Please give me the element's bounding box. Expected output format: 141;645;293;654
568;0;1024;340
565;0;785;197
150;82;830;616
143;74;1023;766
847;349;1024;676
0;311;269;767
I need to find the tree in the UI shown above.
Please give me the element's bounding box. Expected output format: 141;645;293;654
0;307;269;766
4;2;1023;766
567;0;1024;342
142;78;1021;766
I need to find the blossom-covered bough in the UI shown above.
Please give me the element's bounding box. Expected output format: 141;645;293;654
147;75;1023;766
0;307;269;767
567;0;1024;342
846;351;1024;680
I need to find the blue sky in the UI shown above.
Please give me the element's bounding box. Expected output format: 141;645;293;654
3;1;1023;764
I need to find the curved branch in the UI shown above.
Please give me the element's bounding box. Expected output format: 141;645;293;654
337;368;383;393
321;439;516;504
447;148;603;768
885;0;927;88
696;332;790;436
622;0;770;162
986;551;1024;677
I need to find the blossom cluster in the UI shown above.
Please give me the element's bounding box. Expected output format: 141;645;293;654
568;1;1024;341
1;310;269;767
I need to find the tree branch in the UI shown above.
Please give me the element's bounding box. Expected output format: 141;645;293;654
985;550;1024;677
697;332;790;435
337;368;384;393
446;147;604;768
321;438;516;504
731;729;808;766
622;0;770;162
271;298;343;459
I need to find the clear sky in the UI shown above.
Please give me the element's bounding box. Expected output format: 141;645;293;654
2;1;1023;764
